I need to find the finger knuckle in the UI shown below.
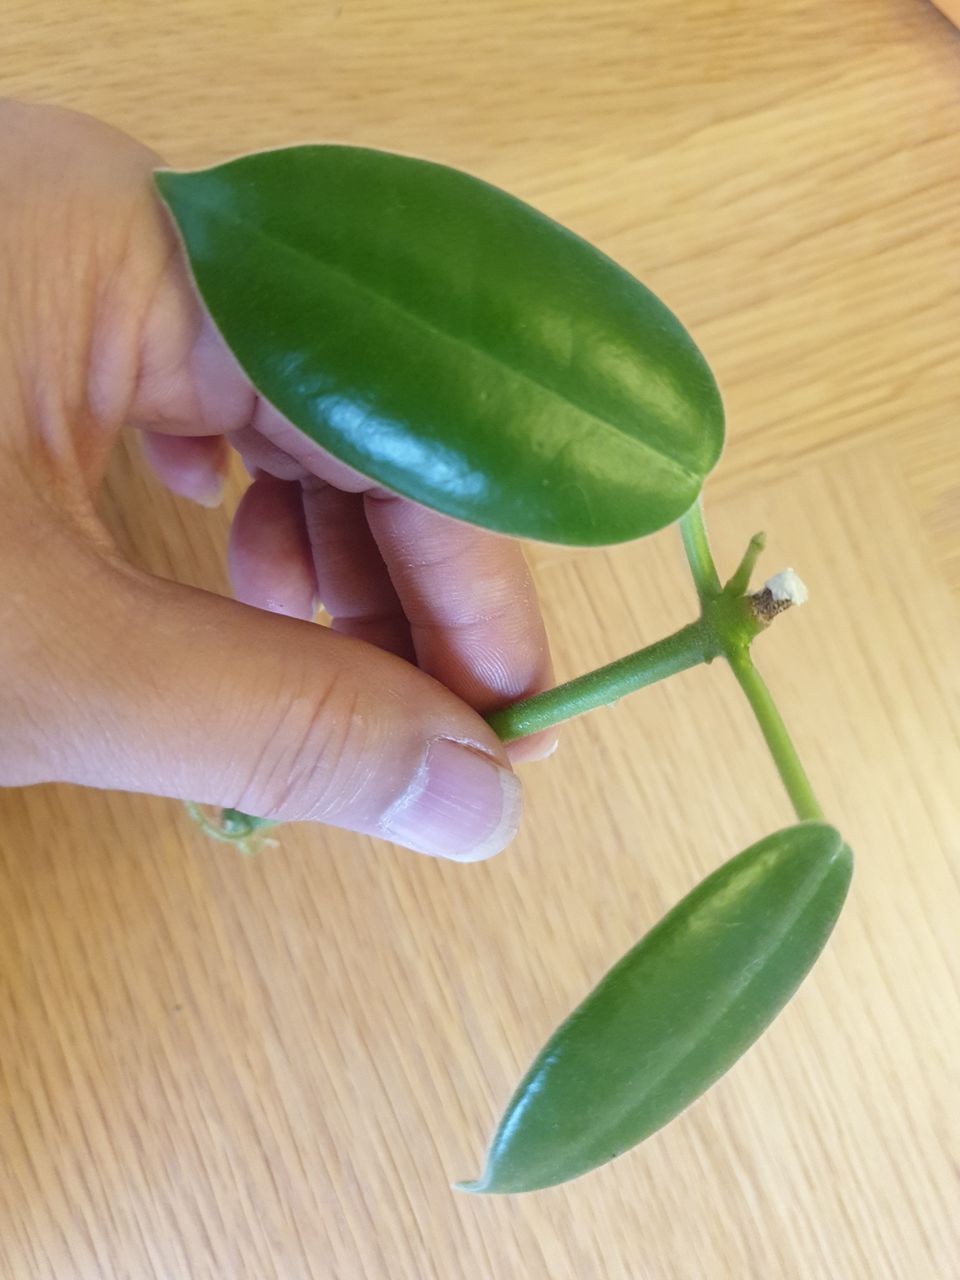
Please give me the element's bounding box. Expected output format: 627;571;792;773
235;671;368;824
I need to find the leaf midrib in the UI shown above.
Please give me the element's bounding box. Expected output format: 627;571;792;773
181;186;704;489
600;843;843;1142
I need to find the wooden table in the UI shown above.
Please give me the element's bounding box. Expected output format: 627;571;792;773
3;3;958;1276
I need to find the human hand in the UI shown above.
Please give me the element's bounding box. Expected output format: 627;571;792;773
0;101;555;861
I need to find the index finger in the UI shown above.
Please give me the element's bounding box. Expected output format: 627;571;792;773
363;492;558;763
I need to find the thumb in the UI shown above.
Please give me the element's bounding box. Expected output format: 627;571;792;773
32;548;523;863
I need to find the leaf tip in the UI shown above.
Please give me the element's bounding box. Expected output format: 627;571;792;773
452;1177;485;1195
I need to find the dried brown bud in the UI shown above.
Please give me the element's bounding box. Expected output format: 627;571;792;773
749;569;808;625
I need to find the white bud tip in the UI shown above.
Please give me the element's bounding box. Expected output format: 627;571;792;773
763;568;808;606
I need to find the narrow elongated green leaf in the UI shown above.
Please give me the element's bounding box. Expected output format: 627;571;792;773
458;822;852;1194
154;148;724;545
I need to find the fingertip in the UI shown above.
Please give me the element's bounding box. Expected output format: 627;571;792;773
140;431;229;507
364;498;555;717
228;474;317;621
379;737;522;863
194;476;226;508
506;730;560;765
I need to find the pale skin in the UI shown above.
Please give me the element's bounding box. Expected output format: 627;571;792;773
0;100;557;862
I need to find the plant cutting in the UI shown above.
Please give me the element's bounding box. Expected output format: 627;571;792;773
155;146;853;1194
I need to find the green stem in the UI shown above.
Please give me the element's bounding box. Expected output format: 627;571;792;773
726;650;824;822
191;501;825;846
679;500;824;823
487;618;718;743
679;499;722;600
726;531;766;598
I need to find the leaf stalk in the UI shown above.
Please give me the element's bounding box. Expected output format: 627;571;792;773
189;500;824;844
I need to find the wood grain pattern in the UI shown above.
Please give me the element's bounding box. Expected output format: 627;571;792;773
2;2;958;1277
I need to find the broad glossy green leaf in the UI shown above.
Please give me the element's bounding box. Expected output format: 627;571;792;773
154;148;724;545
458;822;852;1194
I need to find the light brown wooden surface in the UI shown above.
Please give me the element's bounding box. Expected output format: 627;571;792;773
2;3;959;1277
